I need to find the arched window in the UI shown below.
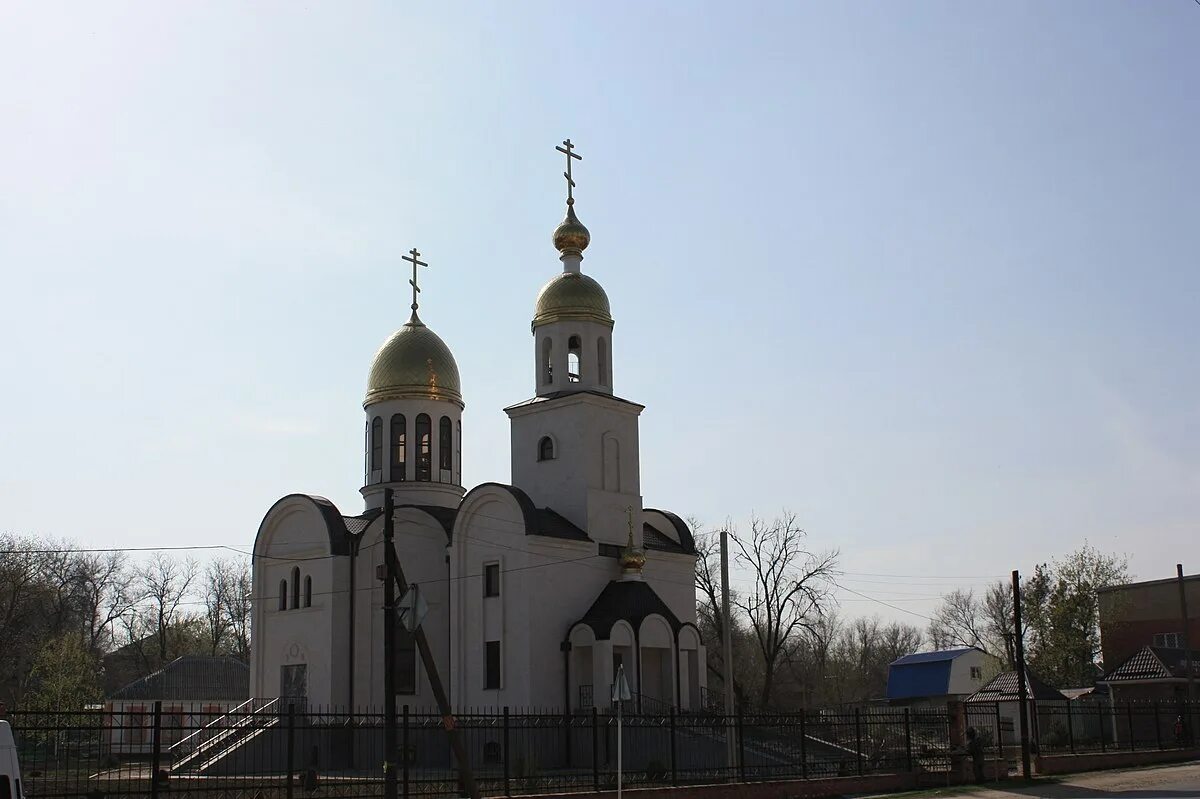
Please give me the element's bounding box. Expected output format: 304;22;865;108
568;335;582;382
279;579;288;611
456;420;462;484
415;414;432;481
364;420;370;482
304;575;312;608
439;416;452;475
538;436;555;461
291;567;300;610
598;337;609;386
370;417;383;473
542;337;553;385
390;414;407;482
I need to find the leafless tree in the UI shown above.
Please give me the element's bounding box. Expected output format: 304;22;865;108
138;554;198;664
202;558;251;660
731;512;838;709
75;551;137;652
928;580;1016;669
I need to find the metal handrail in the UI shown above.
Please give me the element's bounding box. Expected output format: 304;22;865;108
171;697;278;762
170;697;257;754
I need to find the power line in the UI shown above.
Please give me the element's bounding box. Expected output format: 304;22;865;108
833;582;936;622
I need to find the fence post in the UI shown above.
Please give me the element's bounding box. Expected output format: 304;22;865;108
1066;700;1074;753
1154;701;1162;750
736;708;746;782
286;703;295;799
669;706;678;786
1099;704;1106;752
503;707;511;797
799;710;808;780
994;702;1003;772
1127;704;1136;751
401;705;409;799
591;706;599;792
150;700;162;799
854;708;864;776
904;708;913;772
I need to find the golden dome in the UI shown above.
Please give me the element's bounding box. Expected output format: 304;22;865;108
552;204;591;256
365;314;463;407
533;272;613;328
619;546;647;575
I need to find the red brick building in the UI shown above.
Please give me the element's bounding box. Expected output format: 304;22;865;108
1098;572;1200;670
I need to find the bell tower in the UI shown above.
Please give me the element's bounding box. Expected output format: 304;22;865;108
506;139;644;547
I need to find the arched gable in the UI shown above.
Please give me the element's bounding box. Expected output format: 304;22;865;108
639;614;674;649
254;494;354;559
455;483;533;542
678;623;703;650
642;509;695;555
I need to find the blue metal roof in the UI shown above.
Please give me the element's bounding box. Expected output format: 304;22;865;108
887;661;952;699
889;648;976;666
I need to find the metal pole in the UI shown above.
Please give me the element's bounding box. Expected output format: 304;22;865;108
854;708;863;776
1012;570;1032;778
286;703;296;799
402;704;409;799
150;701;162;799
904;708;913;772
1127;703;1136;751
1099;703;1106;752
388;522;480;798
1154;700;1162;750
1066;699;1074;753
719;529;737;779
616;694;623;799
799;710;808;780
994;702;1003;780
383;489;399;799
1178;564;1195;702
737;708;746;782
669;706;678;786
503;706;511;797
591;706;599;792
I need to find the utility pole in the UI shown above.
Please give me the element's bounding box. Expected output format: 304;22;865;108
1179;563;1195;702
385;527;479;799
720;528;737;780
382;489;398;799
1012;569;1032;778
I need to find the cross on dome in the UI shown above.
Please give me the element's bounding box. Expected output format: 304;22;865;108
556;139;582;206
402;247;428;316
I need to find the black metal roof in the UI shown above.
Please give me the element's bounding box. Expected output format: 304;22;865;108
1101;646;1200;682
966;670;1066;702
110;656;249;701
574;580;682;639
643;524;687;554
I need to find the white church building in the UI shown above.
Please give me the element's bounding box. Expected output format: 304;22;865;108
250;150;706;713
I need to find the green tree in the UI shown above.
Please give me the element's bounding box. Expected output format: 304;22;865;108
25;634;103;711
1022;543;1129;686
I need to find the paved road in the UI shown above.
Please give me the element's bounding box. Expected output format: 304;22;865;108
890;761;1200;798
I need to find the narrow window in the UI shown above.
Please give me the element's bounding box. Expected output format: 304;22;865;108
364;420;370;482
291;567;300;610
485;640;501;689
397;624;417;694
538;436;555;461
970;666;982;680
484;563;500;597
439;416;453;474
568;335;582;382
279;580;287;611
390;414;407;482
370;416;383;473
415;414;432;481
598;337;609;386
304;575;312;608
542;337;553;385
2;775;12;799
456;420;462;484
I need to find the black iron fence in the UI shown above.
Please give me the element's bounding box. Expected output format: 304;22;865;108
963;698;1200;768
6;704;952;799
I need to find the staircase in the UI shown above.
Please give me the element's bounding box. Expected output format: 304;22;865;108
170;697;280;774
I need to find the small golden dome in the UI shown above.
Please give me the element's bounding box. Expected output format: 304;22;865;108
533;272;613;328
365;315;463;407
620;546;647;575
552;204;591;256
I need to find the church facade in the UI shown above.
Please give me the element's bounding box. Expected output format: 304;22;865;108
250;153;706;712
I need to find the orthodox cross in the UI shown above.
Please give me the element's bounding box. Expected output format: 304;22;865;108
625;506;635;548
402;247;428;312
556;138;582;205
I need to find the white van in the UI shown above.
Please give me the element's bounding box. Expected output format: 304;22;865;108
0;720;21;799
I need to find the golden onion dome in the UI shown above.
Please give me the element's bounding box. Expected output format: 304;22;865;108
552;204;591;256
364;314;463;408
533;272;613;328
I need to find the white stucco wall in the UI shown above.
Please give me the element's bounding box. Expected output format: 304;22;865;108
362;397;465;512
948;649;1001;696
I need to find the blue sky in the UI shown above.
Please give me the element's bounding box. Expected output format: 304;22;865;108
1;2;1196;626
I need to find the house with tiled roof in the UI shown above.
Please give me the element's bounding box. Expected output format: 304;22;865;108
886;647;1000;707
1099;645;1200;704
103;656;249;755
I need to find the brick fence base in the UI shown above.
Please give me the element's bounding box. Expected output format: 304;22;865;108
1037;747;1200;775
